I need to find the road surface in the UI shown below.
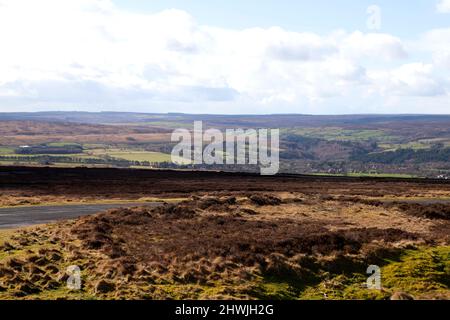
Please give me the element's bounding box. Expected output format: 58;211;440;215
0;202;163;229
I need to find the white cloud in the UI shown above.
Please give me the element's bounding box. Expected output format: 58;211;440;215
437;0;450;13
0;0;447;114
370;63;447;97
419;28;450;69
340;31;407;61
265;28;337;61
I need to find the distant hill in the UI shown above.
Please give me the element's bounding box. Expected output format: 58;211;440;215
0;112;449;178
1;111;450;127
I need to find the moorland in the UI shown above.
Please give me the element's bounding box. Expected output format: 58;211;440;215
0;167;449;299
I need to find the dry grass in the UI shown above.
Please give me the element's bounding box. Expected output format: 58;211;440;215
0;120;171;146
0;193;448;300
1;169;449;299
1;167;450;208
0;133;171;146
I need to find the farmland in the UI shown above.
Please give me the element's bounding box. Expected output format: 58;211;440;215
1;113;450;177
90;149;172;162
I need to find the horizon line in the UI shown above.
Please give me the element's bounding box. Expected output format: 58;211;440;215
1;111;450;117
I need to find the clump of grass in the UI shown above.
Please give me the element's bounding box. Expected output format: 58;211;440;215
381;246;450;298
299;246;450;300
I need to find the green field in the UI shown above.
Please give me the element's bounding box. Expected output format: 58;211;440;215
284;127;400;143
46;142;82;147
95;150;172;162
0;144;173;162
0;147;15;154
379;141;434;152
310;172;416;178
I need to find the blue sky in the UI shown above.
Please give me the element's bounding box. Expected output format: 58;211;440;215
0;0;449;114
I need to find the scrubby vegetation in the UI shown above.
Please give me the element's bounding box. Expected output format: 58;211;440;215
0;194;448;300
351;145;450;164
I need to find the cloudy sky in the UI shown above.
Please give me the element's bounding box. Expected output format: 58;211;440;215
0;0;449;114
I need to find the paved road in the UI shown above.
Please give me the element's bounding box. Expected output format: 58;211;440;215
0;202;163;229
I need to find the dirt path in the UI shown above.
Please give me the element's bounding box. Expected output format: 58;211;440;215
0;202;163;229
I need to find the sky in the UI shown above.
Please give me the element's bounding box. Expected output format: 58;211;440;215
0;0;449;114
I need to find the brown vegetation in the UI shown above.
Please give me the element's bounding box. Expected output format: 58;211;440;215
0;167;449;299
394;203;450;220
1;167;450;207
1;192;448;299
0;121;170;146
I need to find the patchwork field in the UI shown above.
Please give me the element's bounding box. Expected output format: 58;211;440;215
1;113;450;177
